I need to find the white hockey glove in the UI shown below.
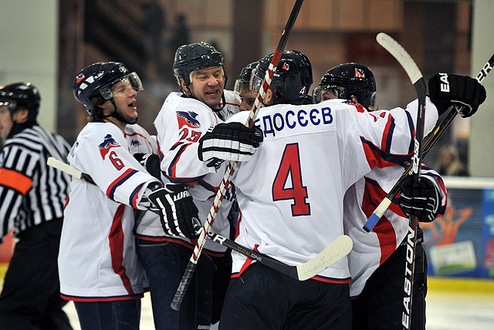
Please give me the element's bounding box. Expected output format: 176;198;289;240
399;175;440;222
198;122;263;167
146;182;199;238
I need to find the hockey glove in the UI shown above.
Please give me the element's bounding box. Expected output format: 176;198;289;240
428;73;486;117
399;175;440;222
198;122;263;167
134;153;161;180
146;183;199;239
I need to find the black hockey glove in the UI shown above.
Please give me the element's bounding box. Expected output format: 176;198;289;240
134;153;161;180
147;183;199;239
399;175;440;222
198;122;263;167
428;73;486;118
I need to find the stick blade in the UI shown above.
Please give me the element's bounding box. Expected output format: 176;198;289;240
376;32;422;84
296;235;353;281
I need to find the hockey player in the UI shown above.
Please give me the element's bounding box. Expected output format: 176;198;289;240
0;82;73;330
217;50;454;329
312;62;487;329
59;61;198;330
234;61;259;111
149;41;261;329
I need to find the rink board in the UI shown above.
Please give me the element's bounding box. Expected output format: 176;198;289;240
423;176;494;280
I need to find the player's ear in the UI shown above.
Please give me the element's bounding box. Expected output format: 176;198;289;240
264;88;274;105
179;77;191;96
12;108;29;124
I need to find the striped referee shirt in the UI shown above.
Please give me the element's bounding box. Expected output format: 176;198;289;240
0;124;70;238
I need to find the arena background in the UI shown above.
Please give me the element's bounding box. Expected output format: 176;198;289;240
1;1;494;329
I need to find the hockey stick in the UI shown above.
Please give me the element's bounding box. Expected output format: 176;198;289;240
46;155;352;280
208;231;352;281
363;53;494;233
171;0;305;311
47;157;95;184
369;33;426;330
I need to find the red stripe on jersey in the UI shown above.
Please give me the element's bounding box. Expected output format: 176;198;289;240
311;275;352;284
109;204;134;295
362;177;397;264
168;144;189;179
232;255;255;279
106;168;136;200
129;183;144;209
61;293;143;302
361;137;411;169
380;114;394;153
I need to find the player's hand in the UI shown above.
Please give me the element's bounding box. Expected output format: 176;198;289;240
428;73;486;117
147;183;199;238
134;153;161;180
198;122;263;167
399;175;440;222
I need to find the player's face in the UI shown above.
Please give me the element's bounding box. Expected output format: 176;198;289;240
0;105;14;142
239;88;257;111
188;66;225;109
319;88;339;101
111;79;139;123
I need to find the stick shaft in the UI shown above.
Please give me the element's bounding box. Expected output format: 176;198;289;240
171;0;305;311
363;53;494;232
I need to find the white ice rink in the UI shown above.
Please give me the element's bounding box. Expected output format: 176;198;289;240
62;277;494;330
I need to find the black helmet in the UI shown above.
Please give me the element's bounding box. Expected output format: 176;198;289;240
313;62;376;108
234;61;259;93
173;42;225;88
73;61;143;116
0;82;41;119
250;50;312;105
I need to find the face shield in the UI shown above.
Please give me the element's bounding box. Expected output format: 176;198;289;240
99;72;143;100
0;100;14;110
235;78;254;94
312;86;344;103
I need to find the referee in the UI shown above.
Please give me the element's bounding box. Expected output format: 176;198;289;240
0;82;72;329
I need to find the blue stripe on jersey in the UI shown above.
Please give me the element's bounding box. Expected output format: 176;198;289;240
107;169;138;201
129;183;145;208
360;137;412;167
383;116;396;153
167;143;191;178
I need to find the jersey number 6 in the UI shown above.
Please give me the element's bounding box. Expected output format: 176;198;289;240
272;143;310;216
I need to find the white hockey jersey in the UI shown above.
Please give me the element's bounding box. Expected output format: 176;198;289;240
153;90;240;253
344;162;447;297
59;122;159;301
226;98;438;282
125;124;166;239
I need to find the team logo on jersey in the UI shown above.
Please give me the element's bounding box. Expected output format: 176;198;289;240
130;139;140;147
98;134;120;159
176;111;200;129
354;68;365;78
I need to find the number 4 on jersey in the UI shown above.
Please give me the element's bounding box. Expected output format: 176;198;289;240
272;143;310;216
